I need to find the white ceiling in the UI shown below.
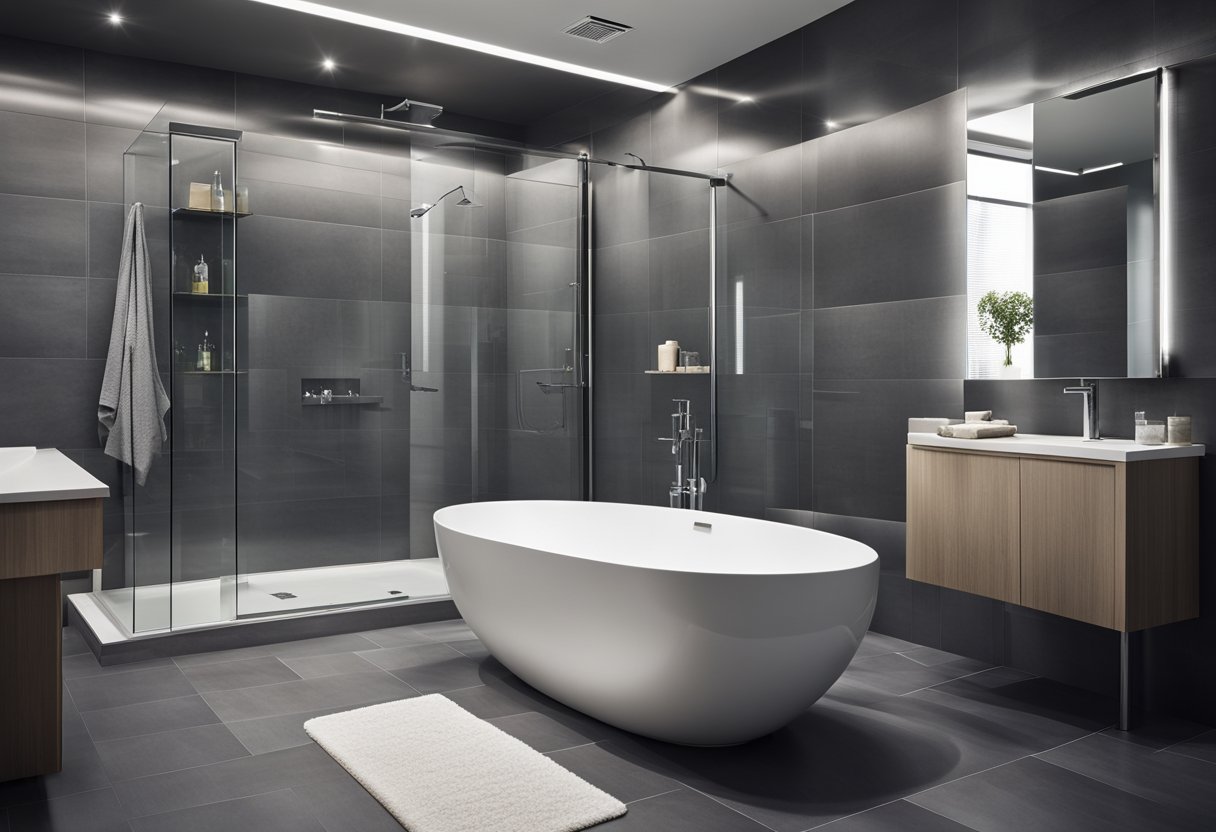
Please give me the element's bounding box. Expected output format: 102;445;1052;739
258;0;856;88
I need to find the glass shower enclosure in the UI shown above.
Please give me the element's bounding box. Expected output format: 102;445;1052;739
90;113;588;636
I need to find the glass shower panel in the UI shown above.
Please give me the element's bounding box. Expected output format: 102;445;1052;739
115;130;173;633
408;143;584;558
168;133;239;628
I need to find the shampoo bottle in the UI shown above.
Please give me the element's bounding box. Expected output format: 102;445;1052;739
658;340;679;372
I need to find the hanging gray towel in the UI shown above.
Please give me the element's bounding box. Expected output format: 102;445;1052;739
98;202;170;485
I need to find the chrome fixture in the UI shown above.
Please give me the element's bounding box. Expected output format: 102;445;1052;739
382;97;444;125
624;151;647;166
659;399;707;510
400;353;438;393
410;185;481;218
1063;380;1101;439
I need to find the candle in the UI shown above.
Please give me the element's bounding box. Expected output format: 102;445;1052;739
1167;416;1192;445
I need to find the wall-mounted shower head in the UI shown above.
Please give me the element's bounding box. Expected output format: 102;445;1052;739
410;185;480;218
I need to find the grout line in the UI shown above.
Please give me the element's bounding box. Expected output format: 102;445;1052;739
624;787;682;806
679;784;781;831
1153;727;1213;756
1158;746;1216;768
543;740;599;756
899;666;996;696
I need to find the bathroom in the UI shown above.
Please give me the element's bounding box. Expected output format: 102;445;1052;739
1;0;1215;829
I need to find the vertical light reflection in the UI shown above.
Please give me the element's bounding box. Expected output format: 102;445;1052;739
735;279;744;374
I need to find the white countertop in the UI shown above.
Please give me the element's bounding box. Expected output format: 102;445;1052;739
0;448;110;504
908;432;1206;462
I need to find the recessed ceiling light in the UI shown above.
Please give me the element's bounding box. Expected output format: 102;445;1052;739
322;57;336;71
243;0;672;92
1082;161;1123;174
107;11;123;24
824;120;839;129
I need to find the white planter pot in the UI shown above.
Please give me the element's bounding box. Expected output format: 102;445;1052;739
999;365;1022;380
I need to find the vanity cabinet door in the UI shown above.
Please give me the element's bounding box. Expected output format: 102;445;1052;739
1020;458;1115;629
907;447;1021;603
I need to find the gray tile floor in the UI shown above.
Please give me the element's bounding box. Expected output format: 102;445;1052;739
4;622;1214;831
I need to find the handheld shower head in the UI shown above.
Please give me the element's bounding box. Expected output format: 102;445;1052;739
410;185;480;218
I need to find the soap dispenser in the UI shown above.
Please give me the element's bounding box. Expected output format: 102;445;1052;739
197;330;214;372
192;255;209;294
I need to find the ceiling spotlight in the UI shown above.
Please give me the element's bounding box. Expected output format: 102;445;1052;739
322;58;336;71
824;120;839;129
107;11;123;24
1082;161;1123;175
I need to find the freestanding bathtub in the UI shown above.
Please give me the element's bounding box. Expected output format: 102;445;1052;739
434;500;879;746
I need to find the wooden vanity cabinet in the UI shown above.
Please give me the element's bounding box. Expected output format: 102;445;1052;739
907;445;1198;632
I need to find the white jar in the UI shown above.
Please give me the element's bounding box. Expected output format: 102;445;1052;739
657;340;679;372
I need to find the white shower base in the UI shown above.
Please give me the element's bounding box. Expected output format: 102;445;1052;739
78;558;449;641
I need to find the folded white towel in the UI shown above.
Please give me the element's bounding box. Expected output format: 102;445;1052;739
965;410;993;423
939;422;1017;439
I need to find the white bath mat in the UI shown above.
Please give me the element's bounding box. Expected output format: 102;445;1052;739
304;694;626;832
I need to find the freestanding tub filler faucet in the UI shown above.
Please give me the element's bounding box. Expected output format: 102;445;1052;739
1063;379;1101;440
659;399;707;510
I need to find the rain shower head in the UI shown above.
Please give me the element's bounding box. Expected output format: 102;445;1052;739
410;185;480;218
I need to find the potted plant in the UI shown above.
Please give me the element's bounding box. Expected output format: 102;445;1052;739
977;290;1034;379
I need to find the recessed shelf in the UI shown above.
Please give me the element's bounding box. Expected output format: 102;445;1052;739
644;368;712;375
301;395;384;407
171;207;251;219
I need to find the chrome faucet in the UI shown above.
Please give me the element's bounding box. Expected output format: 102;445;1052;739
658;399;707;510
1063;380;1100;440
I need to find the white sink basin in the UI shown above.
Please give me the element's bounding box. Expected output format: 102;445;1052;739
908;432;1205;462
0;446;36;476
0;448;110;504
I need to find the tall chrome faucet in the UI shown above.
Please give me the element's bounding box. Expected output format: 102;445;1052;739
1063;379;1100;440
659;399;707;510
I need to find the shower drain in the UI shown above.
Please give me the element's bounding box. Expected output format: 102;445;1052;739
269;592;297;600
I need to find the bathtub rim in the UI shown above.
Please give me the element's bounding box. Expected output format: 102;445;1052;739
433;500;878;578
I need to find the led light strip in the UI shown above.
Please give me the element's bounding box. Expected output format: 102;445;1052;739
245;0;673;92
1159;67;1173;376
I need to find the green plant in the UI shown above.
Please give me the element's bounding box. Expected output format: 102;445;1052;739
977;290;1034;367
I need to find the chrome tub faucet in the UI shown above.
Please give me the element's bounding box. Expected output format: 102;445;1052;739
659;399;707;510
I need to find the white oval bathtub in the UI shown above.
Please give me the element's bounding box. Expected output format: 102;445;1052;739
434;500;878;746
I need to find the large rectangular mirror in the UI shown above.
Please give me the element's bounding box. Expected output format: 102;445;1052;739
965;72;1160;379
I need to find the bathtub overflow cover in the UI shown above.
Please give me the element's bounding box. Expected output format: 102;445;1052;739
693;521;712;531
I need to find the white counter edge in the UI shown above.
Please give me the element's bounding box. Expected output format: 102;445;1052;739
0;448;111;504
908;432;1206;462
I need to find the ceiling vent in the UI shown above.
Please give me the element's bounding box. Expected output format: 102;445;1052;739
563;16;631;44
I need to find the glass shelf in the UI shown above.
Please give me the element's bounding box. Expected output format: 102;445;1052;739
172;292;247;299
171;207;251;219
644;368;712;375
177;370;247;375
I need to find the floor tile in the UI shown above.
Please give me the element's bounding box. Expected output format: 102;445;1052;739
354;641;464;671
444;637;491;660
0;709;111;807
128;788;325;832
855;632;924;659
487;710;598;753
5;787;130;832
593;788;769;831
225;707;347;756
441;683;538;719
95;723;249;782
279;652;375;679
180;656;301;693
82;695;221;742
287;780;401;832
842;651;990;697
1100;714;1211;750
264;634;380;658
62;654;174;681
1038;732;1216;821
112;744;344;819
200;671;416;722
359;624;438;649
546;743;681;804
817;799;977;831
66;666;197;712
405;619;478;643
386;655;487;693
1164;729;1216;765
909;756;1203;831
171;645;273;669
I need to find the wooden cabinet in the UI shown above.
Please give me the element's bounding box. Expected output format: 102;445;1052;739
907;448;1021;603
907;445;1198;633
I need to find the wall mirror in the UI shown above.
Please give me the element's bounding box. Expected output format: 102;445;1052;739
965;72;1160;379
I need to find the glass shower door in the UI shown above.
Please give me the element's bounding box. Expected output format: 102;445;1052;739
407;144;586;558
